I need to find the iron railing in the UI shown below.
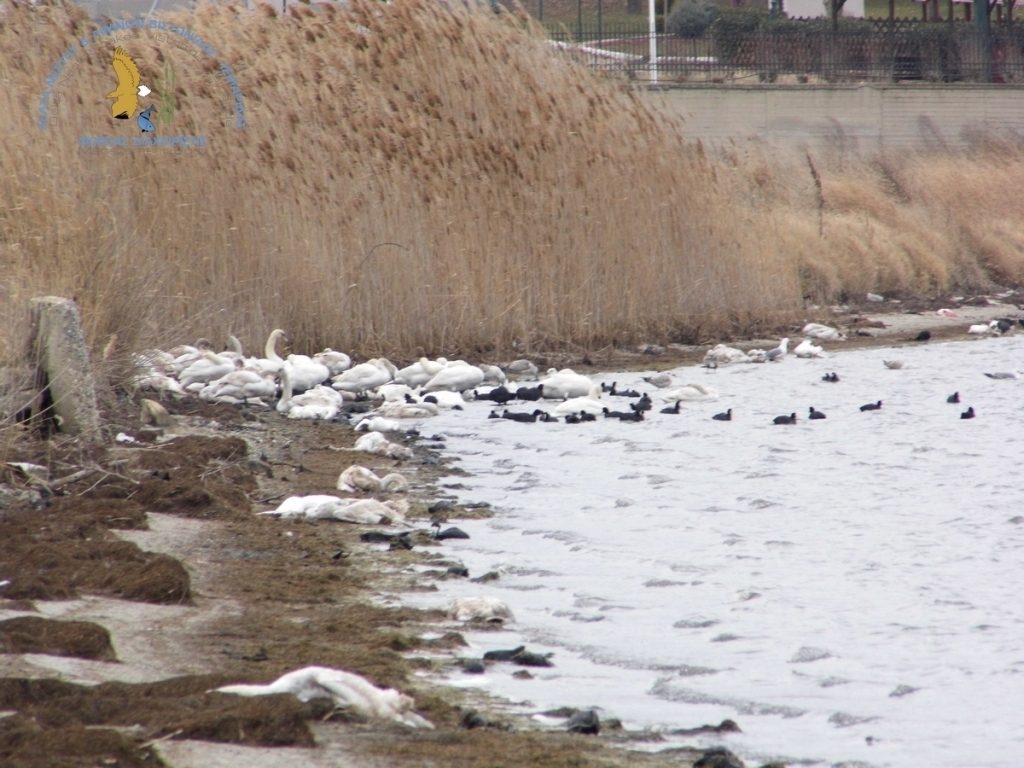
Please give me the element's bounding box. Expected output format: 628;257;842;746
542;19;1024;82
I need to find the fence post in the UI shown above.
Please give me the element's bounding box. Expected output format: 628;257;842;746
974;0;991;80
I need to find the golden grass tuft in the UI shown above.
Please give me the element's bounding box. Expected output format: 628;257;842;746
2;0;1024;374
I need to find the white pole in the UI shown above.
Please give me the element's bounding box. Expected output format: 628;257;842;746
648;0;658;84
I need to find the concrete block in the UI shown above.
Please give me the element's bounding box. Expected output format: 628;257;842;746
30;296;102;441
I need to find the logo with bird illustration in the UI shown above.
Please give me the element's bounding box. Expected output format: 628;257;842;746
107;47;155;131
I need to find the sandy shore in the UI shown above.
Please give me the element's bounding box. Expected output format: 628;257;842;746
1;294;1021;768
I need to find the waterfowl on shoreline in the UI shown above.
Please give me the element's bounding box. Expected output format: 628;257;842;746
794;338;825;358
215;666;432;729
352;431;413;460
447;596;514;624
662;383;718;402
630;394;652;413
178;350;237;389
515;384;544;401
423;361;485;393
540;369;593;399
313;348;352;376
502;409;544;423
199;359;277;403
506;359;539;379
765;338;789;362
332;359;395;394
802;323;847;341
395;357;446;388
277;368;343;420
261;329;330;391
984;371;1022;380
643;372;675;388
475;385;516;405
553;394;604;417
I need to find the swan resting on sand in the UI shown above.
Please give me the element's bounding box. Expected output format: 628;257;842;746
215;666;432;729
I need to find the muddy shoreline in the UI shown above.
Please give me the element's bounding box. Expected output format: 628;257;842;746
2;296;1022;768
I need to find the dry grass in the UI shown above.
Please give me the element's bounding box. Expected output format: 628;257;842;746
0;0;798;368
1;0;1024;379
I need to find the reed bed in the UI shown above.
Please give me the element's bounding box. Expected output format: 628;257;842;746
1;0;1023;370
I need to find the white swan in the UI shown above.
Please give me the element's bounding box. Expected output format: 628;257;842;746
551;384;604;416
395;357;446;387
506;359;539;379
253;329;329;391
215;666;432;729
539;368;593;399
801;323;847;341
218;334;245;362
313;348;352;376
480;364;506;385
199;360;277;403
337;465;409;494
374;383;416;402
447;597;514;623
132;371;186;396
661;383;718;402
420;390;465;409
332;359;394;394
170;338;213;374
262;494;407;525
353;431;413;460
703;344;751;366
422;361;485;393
793;338;825;358
355;416;404;433
277;368;342;420
553;395;604;416
374;401;439;419
178;350;237;389
642;372;675;388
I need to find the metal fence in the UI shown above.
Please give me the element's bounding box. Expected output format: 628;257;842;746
543;19;1024;82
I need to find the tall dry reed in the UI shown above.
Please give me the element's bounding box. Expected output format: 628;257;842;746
1;0;1023;374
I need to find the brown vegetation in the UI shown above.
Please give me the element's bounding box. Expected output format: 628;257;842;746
0;616;117;661
3;2;1024;373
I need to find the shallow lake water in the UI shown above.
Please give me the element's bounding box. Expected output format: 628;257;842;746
404;335;1024;768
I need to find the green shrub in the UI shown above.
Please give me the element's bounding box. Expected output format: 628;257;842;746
667;2;719;38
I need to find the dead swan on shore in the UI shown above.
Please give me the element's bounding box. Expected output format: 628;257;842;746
215;666;432;729
262;495;407;525
352;431;413;460
801;323;847;341
337;465;409;494
448;596;514;623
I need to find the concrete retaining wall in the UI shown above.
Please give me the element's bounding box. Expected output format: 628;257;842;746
653;84;1024;153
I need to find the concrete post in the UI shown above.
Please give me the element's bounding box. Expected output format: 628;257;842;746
29;297;102;441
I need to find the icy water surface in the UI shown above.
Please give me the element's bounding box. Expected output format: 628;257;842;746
408;336;1024;768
